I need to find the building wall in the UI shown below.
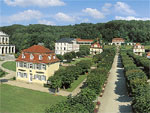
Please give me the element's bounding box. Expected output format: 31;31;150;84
133;48;145;56
90;48;103;55
0;33;15;55
55;41;79;55
16;62;60;85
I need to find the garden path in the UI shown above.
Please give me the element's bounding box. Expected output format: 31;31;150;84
98;52;132;113
0;60;86;97
0;60;16;82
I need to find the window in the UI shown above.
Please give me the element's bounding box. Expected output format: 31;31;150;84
30;54;34;60
19;62;23;67
42;64;46;70
23;63;27;68
22;53;25;59
17;72;27;78
53;55;56;59
34;74;46;81
36;64;41;70
39;55;42;60
30;63;33;69
48;56;51;60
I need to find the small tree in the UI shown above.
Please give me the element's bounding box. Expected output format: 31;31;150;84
76;60;92;74
76;51;82;58
64;52;73;62
70;51;76;58
79;45;90;56
48;76;62;93
56;54;64;62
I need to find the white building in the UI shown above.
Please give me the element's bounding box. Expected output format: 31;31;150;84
90;42;103;55
133;43;145;56
0;31;15;55
55;38;79;55
112;38;125;46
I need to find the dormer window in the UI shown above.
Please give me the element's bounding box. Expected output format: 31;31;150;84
22;53;25;59
39;55;42;60
48;55;51;60
53;55;56;59
30;54;34;60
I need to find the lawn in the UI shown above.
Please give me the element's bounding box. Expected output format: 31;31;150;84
0;84;66;113
66;56;92;65
65;74;87;92
2;61;16;71
145;45;150;49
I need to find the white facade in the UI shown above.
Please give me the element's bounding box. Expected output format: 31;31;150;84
0;31;15;55
90;42;103;55
90;48;103;55
55;38;79;55
133;44;145;56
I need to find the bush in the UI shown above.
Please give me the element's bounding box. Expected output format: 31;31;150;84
121;50;150;113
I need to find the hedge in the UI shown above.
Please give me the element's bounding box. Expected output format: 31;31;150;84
120;50;150;113
46;48;116;113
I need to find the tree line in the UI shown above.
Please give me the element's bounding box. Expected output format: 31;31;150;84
0;20;149;55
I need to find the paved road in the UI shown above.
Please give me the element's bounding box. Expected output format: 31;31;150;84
98;52;132;113
0;60;16;82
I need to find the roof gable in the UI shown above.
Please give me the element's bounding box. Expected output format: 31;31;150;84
22;45;53;53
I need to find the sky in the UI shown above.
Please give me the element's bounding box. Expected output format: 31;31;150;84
0;0;150;26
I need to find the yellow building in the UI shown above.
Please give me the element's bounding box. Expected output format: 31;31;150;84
16;45;60;85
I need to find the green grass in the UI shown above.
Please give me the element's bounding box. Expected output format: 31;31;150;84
66;56;92;65
121;45;132;50
2;61;16;71
65;74;87;92
145;45;150;49
0;84;66;113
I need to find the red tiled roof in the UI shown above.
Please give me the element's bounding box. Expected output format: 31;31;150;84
134;43;144;49
16;45;59;64
147;52;150;56
76;38;94;42
91;42;103;48
112;38;125;42
23;45;53;53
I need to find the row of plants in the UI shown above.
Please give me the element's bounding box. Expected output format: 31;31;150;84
0;68;7;78
127;52;150;78
45;48;116;113
47;59;92;91
120;51;150;113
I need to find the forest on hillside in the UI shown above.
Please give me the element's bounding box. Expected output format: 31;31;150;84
0;20;150;54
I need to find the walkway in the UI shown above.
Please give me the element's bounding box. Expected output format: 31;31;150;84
3;78;86;96
0;60;87;96
98;52;132;113
0;60;16;81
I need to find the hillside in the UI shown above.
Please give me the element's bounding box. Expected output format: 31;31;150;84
0;20;150;53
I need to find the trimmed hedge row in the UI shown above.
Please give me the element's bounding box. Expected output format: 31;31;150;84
120;51;150;113
128;52;150;78
48;60;92;90
46;48;116;113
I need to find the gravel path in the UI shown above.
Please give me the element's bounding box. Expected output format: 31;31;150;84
98;52;132;113
0;59;86;96
0;60;16;82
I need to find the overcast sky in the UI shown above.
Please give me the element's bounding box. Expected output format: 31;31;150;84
0;0;150;26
